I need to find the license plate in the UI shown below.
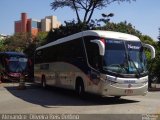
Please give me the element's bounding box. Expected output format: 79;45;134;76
124;89;133;95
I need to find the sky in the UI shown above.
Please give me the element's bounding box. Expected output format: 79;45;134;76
0;0;160;41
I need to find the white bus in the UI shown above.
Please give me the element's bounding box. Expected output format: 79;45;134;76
34;30;155;98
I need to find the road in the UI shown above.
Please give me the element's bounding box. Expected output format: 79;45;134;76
0;82;160;119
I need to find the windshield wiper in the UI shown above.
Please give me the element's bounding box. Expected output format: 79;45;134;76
128;55;141;78
123;41;141;78
103;66;122;77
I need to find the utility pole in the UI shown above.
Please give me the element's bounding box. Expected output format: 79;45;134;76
158;28;160;41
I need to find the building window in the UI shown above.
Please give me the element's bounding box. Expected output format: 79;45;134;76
31;21;41;29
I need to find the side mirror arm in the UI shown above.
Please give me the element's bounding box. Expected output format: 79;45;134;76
143;43;155;59
91;40;105;56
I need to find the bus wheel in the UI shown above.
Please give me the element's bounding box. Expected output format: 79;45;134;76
75;79;85;97
41;75;46;88
0;75;4;83
0;76;2;83
114;96;121;99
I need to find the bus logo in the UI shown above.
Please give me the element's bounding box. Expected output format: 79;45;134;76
128;44;140;50
128;84;132;88
124;80;135;84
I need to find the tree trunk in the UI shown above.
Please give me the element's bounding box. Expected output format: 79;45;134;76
72;0;81;23
86;4;96;24
83;1;93;23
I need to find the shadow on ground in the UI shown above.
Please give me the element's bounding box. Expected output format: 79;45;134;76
4;82;139;108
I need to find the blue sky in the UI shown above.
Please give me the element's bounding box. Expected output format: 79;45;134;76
0;0;160;40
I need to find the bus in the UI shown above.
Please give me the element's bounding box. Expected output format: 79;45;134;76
0;52;28;82
34;30;155;98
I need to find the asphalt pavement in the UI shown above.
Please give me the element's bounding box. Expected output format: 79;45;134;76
0;82;160;120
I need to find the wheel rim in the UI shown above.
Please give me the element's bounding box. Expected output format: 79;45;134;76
78;85;82;95
42;80;46;88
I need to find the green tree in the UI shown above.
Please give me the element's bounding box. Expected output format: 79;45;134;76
99;21;141;37
4;33;33;52
46;20;89;43
0;39;5;51
35;31;48;46
51;0;135;24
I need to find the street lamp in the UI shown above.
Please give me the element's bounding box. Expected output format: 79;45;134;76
91;13;114;29
101;13;114;24
101;13;114;18
158;28;160;41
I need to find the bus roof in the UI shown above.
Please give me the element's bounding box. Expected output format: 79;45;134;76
36;30;140;50
0;52;26;57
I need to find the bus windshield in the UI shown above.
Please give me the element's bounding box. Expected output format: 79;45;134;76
103;39;147;75
7;57;28;73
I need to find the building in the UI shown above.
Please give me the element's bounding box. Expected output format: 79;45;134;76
14;13;61;36
15;13;41;36
0;34;8;40
41;16;61;32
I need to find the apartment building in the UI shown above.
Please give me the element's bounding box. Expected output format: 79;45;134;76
15;13;61;36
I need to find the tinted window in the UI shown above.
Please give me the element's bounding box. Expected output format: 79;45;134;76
103;39;147;75
84;36;101;70
104;39;126;68
35;38;85;64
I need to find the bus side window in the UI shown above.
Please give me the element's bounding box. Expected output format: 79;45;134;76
0;58;3;72
72;39;85;61
40;64;49;70
35;50;43;64
85;39;101;70
61;38;85;62
2;57;6;67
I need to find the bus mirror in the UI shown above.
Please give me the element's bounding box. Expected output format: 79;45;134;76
143;43;155;59
5;58;9;65
91;40;105;56
28;59;32;66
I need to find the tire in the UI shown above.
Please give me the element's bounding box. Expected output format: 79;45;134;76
0;76;2;83
0;75;4;83
41;75;46;88
114;96;121;99
75;79;85;97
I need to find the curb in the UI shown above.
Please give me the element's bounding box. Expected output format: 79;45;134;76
148;88;160;91
17;85;26;90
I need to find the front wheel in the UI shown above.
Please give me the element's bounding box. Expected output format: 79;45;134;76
41;76;46;88
75;80;85;97
114;96;121;99
0;75;4;83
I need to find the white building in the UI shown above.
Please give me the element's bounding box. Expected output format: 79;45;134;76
0;34;7;40
41;16;61;32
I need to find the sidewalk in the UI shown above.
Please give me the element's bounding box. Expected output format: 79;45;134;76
149;83;160;91
149;87;160;91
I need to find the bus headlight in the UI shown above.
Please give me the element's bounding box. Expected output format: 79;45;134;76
106;75;117;84
109;80;118;84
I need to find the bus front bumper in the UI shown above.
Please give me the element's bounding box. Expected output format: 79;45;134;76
101;83;148;97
